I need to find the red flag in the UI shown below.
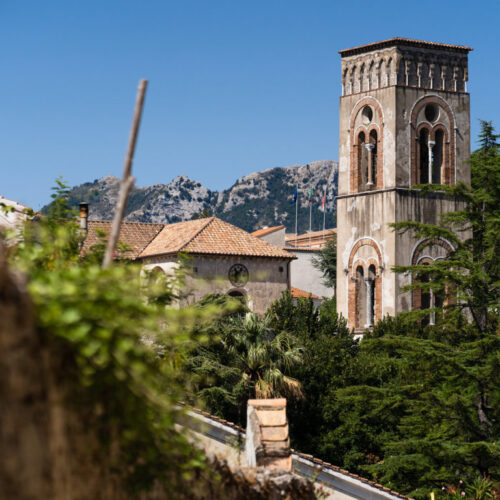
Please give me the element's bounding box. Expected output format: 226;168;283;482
322;192;326;207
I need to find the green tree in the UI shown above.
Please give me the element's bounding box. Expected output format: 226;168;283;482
321;122;500;498
311;234;337;288
392;120;499;334
186;300;304;424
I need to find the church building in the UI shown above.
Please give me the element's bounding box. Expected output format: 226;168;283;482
335;38;472;330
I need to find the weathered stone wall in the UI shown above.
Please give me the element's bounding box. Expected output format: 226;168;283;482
144;254;290;314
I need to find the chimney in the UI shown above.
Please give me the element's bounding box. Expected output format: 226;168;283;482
245;398;291;471
79;202;88;232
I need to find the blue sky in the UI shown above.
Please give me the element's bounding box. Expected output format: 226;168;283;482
1;0;498;209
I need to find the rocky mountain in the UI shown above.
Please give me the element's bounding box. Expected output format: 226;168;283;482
55;160;338;233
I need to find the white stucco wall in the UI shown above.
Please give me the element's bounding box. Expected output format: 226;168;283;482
290;249;334;298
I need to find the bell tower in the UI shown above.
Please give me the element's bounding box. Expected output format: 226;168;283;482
335;38;472;330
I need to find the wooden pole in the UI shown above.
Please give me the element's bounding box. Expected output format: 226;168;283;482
103;79;148;269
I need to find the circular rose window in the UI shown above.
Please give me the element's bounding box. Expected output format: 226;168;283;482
228;263;249;287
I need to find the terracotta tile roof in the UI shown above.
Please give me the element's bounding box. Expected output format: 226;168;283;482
339;37;473;57
290;287;319;300
139;217;295;260
81;220;164;259
179;402;412;499
251;225;285;237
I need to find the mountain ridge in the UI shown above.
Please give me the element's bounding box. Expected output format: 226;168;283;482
53;160;338;233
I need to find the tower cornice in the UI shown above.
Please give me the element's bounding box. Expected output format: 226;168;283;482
339;37;473;57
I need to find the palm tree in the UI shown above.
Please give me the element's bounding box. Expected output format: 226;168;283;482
187;311;304;423
226;313;304;400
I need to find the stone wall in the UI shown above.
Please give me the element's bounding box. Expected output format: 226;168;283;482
144;254;290;314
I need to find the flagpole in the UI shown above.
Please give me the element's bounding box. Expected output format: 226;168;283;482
309;195;312;248
322;192;326;241
295;190;298;248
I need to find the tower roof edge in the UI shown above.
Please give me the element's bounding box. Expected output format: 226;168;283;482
339;37;473;57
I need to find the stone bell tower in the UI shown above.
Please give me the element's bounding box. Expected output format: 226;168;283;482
335;38;472;330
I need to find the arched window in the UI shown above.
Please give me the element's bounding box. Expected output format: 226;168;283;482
355;266;366;329
411;238;454;324
411;98;454;187
432;129;444;184
350;99;384;194
419;128;430;184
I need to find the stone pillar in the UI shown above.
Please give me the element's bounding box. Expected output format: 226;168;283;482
429;289;436;325
364;278;373;328
428;140;436;184
365;143;375;187
246;398;291;471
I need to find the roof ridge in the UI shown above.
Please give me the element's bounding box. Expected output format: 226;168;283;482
177;216;215;252
212;218;290;252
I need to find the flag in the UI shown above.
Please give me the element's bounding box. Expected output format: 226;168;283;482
322;191;326;208
292;184;298;203
308;187;312;204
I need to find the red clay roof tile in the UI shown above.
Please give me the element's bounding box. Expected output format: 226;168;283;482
81;220;164;259
139;217;295;259
290;287;319;300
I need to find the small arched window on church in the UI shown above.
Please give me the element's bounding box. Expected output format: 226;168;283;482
419;128;430;184
355;266;366;329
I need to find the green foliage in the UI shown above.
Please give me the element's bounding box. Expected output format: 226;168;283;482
323;123;500;498
5;180;231;496
311;234;337;288
46;176;77;221
186;295;304;425
329;314;499;499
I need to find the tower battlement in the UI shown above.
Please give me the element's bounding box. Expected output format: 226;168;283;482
339;38;472;96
